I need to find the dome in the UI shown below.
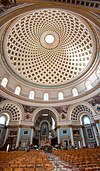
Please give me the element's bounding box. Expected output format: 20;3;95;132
0;2;99;106
3;8;95;87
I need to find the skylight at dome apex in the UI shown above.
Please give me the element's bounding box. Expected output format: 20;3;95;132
3;8;95;87
45;34;55;44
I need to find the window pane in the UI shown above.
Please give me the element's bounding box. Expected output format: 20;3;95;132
29;91;34;99
83;116;90;124
72;88;78;96
58;92;64;100
0;116;6;125
44;93;49;101
1;78;8;88
15;86;21;95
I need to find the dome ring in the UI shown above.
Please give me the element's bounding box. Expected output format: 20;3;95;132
40;30;59;49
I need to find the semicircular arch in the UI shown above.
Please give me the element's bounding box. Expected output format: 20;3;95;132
0;100;24;121
32;107;59;125
67;101;96;122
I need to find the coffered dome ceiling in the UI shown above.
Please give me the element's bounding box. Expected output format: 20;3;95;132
3;8;96;87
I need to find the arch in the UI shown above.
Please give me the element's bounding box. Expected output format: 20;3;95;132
15;86;21;95
79;112;93;125
67;101;96;122
81;115;91;125
58;92;64;100
1;77;8;88
44;93;49;101
32;107;59;125
0;100;24;121
72;88;78;97
29;90;35;99
0;113;10;126
40;120;50;129
0;116;6;125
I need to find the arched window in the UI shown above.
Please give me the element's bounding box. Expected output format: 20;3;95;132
1;78;8;88
84;116;91;124
0;114;10;126
85;80;92;90
82;115;91;125
15;86;21;95
0;116;6;125
29;91;34;99
96;68;100;79
58;92;64;100
72;88;78;97
44;93;49;101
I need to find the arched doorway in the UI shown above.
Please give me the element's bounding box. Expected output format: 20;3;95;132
33;109;58;148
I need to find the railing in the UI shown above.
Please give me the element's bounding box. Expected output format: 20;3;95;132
49;0;100;9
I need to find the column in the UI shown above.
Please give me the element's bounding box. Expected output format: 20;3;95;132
68;139;70;147
3;127;9;145
16;127;21;148
30;127;34;145
92;126;99;146
57;127;60;144
80;127;86;147
96;123;100;136
70;127;75;147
